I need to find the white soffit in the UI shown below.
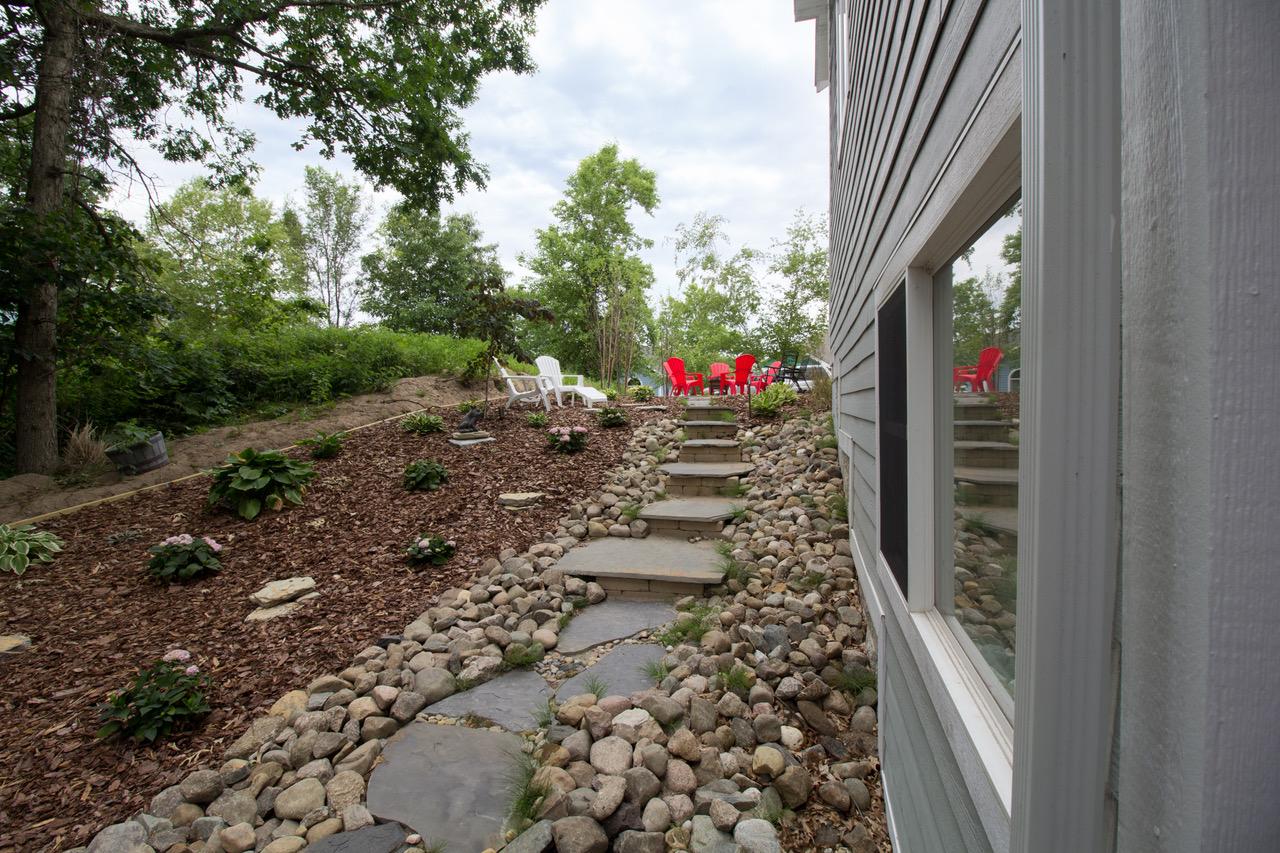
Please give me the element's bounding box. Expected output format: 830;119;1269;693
794;0;830;91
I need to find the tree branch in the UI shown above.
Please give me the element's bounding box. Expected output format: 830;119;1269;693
0;100;36;120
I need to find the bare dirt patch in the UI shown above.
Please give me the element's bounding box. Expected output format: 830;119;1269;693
1;375;490;524
0;402;669;852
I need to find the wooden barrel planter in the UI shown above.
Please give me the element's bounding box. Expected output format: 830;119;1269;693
106;431;169;475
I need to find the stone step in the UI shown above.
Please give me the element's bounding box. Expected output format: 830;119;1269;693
956;505;1019;538
683;421;740;440
955;465;1019;507
679;438;742;464
556;537;724;598
954;419;1013;442
953;397;1000;420
954;440;1019;468
661;461;754;498
639;497;739;536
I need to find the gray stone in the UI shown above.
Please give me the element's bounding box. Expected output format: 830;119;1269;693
87;821;147;853
389;689;428;722
366;722;522;853
589;736;634;775
225;715;285;760
191;816;227;841
733;818;783;853
689;814;736;853
845;777;872;811
305;822;407;853
614;829;666;853
148;785;185;820
503;819;554;853
557;602;677;654
413;667;456;704
249;576;316;607
425;668;552;731
556;644;666;701
552;816;609;853
274;778;325;820
206;789;258;826
772;765;811;808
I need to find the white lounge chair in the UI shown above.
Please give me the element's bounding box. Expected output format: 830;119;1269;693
494;359;553;412
535;355;608;409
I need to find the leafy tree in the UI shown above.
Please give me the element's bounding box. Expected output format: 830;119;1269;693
146;178;306;328
295;167;370;327
997;218;1022;364
757;210;829;358
4;0;544;472
522;144;658;381
952;274;1000;366
362;207;501;336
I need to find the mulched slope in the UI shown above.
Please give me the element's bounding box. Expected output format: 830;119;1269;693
0;404;666;852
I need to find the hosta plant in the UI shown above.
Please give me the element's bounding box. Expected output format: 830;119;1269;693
407;534;456;567
525;411;549;428
403;412;445;434
299;430;345;459
548;426;589;453
596;407;628;428
147;535;222;583
207;449;315;520
457;399;484;414
96;650;211;743
629;385;655;402
404;460;449;491
0;524;64;576
749;383;798;417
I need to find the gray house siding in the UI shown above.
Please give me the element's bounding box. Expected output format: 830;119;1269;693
827;1;1020;850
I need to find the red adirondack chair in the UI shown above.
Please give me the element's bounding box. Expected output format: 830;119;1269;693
708;362;731;394
663;357;704;396
729;353;757;395
752;360;782;391
955;347;1004;393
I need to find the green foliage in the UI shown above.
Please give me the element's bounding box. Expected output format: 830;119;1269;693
548;426;589;453
596;407;628;428
815;435;838;450
730;504;749;523
533;699;557;728
504;751;549;830
584;675;611;699
403;412;446;434
642;660;670;685
720;664;753;695
809;373;833;412
964;514;998;538
831;665;877;696
794;569;827;591
629;385;655;402
756;210;830;358
749;383;798;417
96;655;211;743
828;494;848;523
298;431;346;459
406;533;456;567
503;643;545;668
404;460;449;492
618;502;643;522
207;449;316;520
656;604;716;646
104;421;156;452
146;535;223;583
0;524;64;576
296;167;371;327
457;399;485;414
525;412;549;427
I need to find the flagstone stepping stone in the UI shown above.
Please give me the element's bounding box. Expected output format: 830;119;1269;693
557;601;677;655
304;821;407;853
424;668;552;731
366;722;522;853
249;576;316;607
0;634;31;654
557;643;666;701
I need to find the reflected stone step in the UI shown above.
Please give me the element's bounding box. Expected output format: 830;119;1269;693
954;440;1019;468
639;497;739;536
954;420;1013;442
684;421;740;440
679;438;742;464
954;398;1000;421
556;537;724;598
955;466;1018;507
957;505;1019;538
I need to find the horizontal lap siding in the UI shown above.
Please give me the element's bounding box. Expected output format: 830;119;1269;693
827;0;1021;850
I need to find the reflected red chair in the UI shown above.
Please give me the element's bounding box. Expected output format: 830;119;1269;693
752;360;782;391
730;353;756;395
663;357;704;396
708;362;731;395
955;347;1004;393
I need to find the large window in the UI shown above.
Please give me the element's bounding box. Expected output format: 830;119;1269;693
939;201;1022;712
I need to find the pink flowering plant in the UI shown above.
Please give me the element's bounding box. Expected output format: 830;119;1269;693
146;534;223;582
96;649;211;742
406;533;456;567
547;425;589;454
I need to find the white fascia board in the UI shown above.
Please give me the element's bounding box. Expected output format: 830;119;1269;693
794;0;830;91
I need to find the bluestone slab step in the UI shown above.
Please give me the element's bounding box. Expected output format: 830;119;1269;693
422;668;552;731
557;601;677;654
366;722;523;853
638;497;738;523
556;537;724;585
556;643;667;700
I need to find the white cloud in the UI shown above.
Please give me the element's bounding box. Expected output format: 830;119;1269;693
110;0;829;303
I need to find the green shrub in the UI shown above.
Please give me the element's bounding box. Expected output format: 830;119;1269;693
147;535;223;582
404;459;449;491
809;372;833;411
831;665;877;696
403;412;445;434
105;420;156;452
547;426;588;453
96;651;211;742
656;604;716;646
207;449;316;520
0;524;64;575
642;659;671;685
407;533;456;566
629;385;655;402
298;430;345;459
604;386;619;401
749;383;798;417
720;663;754;695
503;751;548;829
457;399;484;414
584;675;610;698
596;407;628;428
525;412;549;427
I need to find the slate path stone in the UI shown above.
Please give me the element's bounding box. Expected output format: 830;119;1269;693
557;601;677;655
305;822;407;853
425;668;552;731
367;722;523;853
557;643;666;701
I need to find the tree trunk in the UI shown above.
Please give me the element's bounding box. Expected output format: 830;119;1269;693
15;3;78;474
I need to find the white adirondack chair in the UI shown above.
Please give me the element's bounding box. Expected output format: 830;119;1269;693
494;359;553;412
535;355;608;409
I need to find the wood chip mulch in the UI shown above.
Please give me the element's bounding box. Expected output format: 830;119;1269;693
0;403;669;852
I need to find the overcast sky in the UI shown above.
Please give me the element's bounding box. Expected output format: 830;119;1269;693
112;0;832;303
